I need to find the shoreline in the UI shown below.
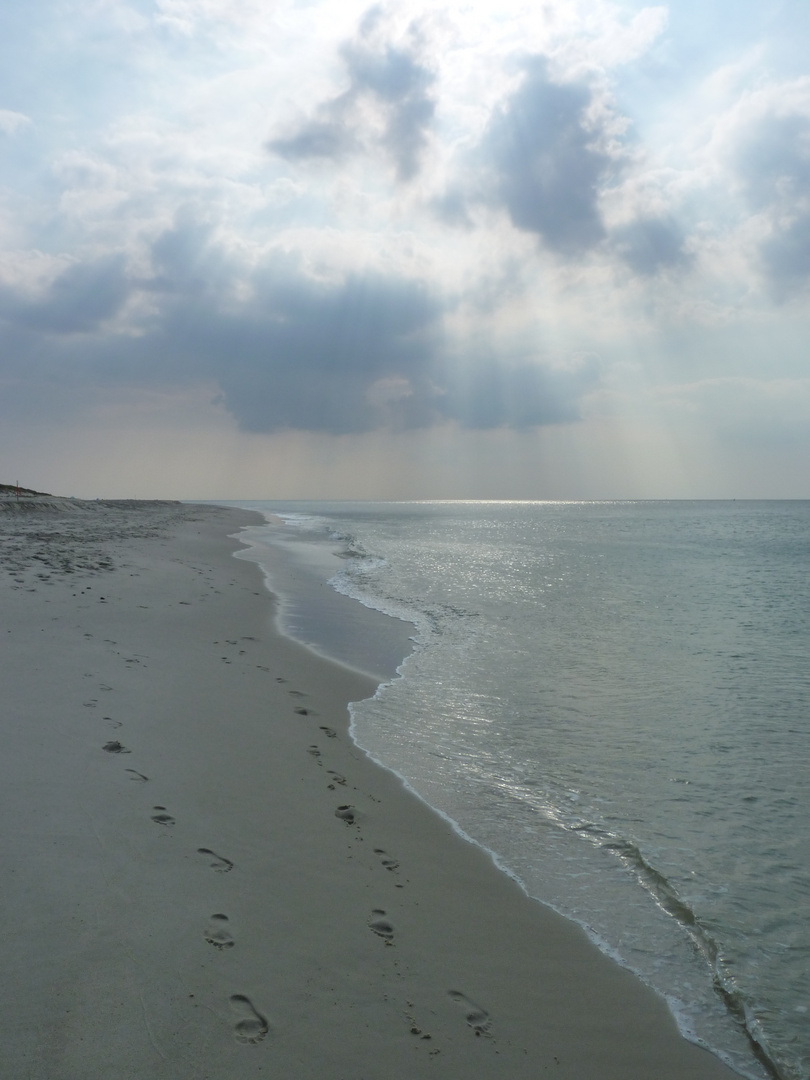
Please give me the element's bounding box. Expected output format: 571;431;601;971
1;500;746;1078
231;514;417;684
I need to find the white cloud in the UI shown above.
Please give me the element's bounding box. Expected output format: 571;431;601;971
154;0;281;35
0;109;31;135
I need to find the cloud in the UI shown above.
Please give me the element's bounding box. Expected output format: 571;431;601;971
269;121;356;163
731;100;810;292
141;224;603;432
0;110;31;135
735;111;810;211
759;213;810;293
0;255;130;334
148;215;228;297
203;258;443;433
611;215;690;275
0;213;599;435
267;4;436;182
438;353;600;429
478;58;615;254
154;0;274;36
657;376;810;445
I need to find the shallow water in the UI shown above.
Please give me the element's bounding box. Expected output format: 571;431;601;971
232;500;810;1080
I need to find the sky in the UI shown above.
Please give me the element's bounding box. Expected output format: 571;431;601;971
1;0;809;499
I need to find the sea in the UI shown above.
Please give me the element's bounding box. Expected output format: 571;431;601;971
228;500;810;1080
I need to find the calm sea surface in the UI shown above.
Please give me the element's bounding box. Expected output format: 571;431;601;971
231;500;810;1080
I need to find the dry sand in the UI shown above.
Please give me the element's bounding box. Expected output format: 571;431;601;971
0;498;746;1079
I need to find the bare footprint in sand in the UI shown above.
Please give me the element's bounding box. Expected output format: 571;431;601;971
204;914;234;949
374;848;400;872
197;847;234;873
230;994;269;1044
368;909;395;941
327;770;346;786
448;990;492;1036
151;806;175;826
319;726;337;738
125;768;149;782
334;804;357;824
102;740;130;754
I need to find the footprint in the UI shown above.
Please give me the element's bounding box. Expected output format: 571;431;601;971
294;707;309;715
307;745;322;759
374;848;399;872
288;689;306;698
334;804;356;824
368;909;395;941
103;716;122;728
102;740;130;754
230;994;269;1044
327;770;346;785
319;726;336;738
448;990;492;1036
125;768;149;782
204;913;235;950
151;806;175;826
197;847;234;873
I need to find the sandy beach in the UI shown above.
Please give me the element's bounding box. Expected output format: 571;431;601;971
0;498;745;1079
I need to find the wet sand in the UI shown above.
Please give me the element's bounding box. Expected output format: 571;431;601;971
0;498;744;1078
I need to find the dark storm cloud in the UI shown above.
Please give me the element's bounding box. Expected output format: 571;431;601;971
0;254;129;333
611;216;690;276
0;221;599;434
734;111;810;292
267;5;436;182
171;256;444;433
150;232;600;432
479;58;613;254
